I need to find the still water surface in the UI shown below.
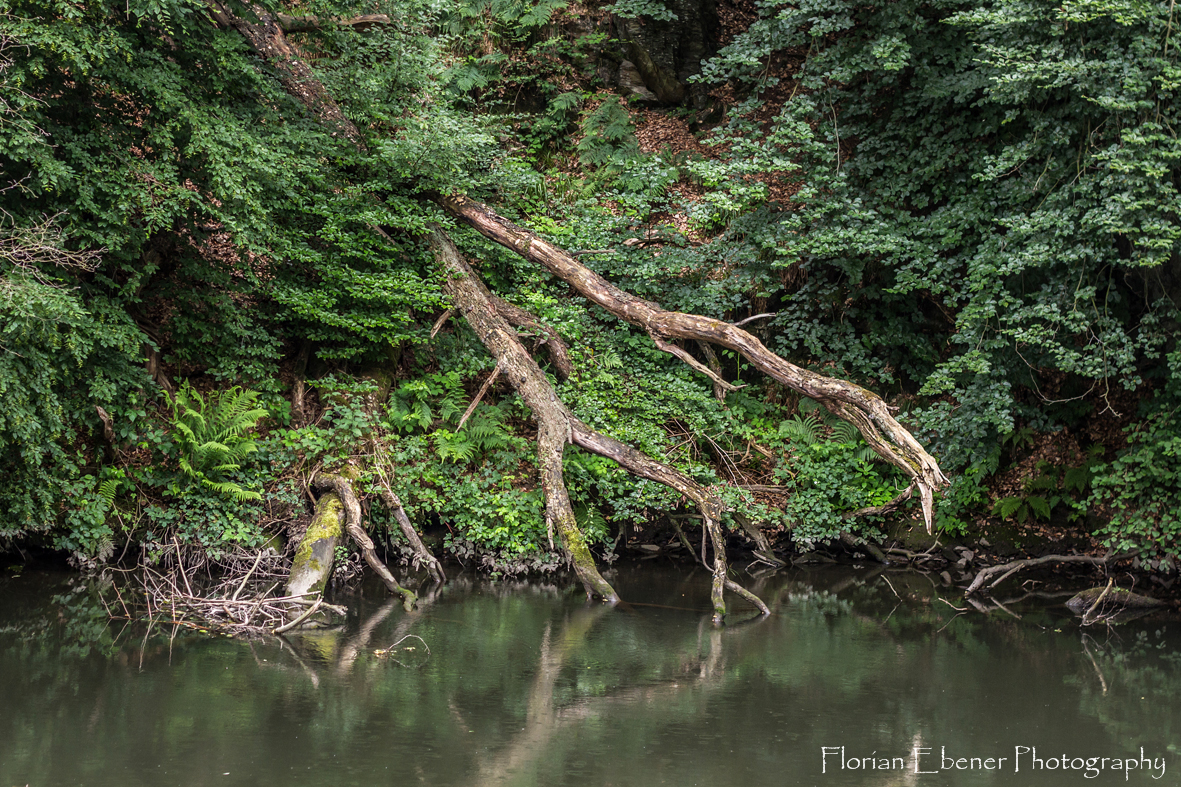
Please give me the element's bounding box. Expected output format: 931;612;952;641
1;563;1178;786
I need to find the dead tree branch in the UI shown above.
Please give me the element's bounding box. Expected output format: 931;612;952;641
965;553;1133;595
436;194;949;531
433;229;768;620
488;293;574;379
315;470;417;608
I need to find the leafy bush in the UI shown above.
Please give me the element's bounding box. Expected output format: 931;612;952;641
1091;410;1181;570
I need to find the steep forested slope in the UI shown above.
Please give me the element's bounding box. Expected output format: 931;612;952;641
1;0;1177;585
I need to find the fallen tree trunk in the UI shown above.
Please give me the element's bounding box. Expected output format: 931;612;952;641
287;492;344;597
210;1;912;613
437;194;949;530
432;229;619;603
433;229;768;620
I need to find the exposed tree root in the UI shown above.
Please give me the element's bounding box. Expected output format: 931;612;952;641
735;514;787;568
437;194;949;530
837;531;889;564
433;229;768;619
965;553;1133;595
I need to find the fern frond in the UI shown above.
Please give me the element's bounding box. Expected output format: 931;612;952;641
831;421;861;445
779;415;821;446
1064;466;1092;493
994;496;1025;519
97;478;119;503
200;478;262;502
1025;495;1052;520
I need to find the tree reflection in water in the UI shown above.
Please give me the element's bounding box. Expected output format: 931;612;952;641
0;565;1179;787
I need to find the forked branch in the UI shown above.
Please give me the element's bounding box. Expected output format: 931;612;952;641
437;194;949;530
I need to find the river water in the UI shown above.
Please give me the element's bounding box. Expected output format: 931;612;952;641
1;562;1177;786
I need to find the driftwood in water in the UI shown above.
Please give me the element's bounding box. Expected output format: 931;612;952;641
437;194;949;531
127;551;347;638
1066;582;1164;619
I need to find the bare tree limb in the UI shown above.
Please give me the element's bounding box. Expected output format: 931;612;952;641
432;228;618;601
456;360;501;431
275;13;391;33
733;312;776;327
965;553;1133;595
842;484;914;519
316;471;417;608
436;194;950;531
489;293;574;379
433;229;768;619
650;334;742;392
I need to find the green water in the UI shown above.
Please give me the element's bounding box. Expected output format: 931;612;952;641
1;563;1177;786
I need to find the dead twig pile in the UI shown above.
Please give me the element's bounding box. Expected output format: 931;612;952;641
135;564;347;637
110;544;346;638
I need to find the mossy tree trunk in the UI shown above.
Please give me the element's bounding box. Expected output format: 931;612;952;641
287;492;343;597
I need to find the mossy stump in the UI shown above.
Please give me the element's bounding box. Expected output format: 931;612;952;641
287;492;343;596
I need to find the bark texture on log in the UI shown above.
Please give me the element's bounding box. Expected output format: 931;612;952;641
206;1;363;143
438;194;950;531
432;229;619;603
376;481;446;584
276;13;391;33
287;492;343;597
489;293;574;379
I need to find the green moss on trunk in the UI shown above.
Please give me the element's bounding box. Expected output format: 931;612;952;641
288;493;343;596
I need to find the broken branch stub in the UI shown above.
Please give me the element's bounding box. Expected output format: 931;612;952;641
438;194;949;531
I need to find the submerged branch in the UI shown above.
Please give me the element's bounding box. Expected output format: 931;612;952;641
965;553;1133;595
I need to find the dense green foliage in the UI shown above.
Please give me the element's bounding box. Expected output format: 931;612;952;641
692;0;1181;559
0;0;1177;569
